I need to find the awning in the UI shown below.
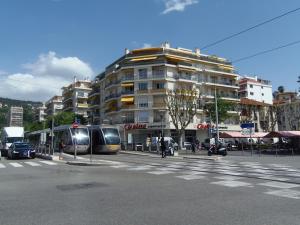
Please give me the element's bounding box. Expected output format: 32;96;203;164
121;97;134;102
177;66;196;72
264;131;300;138
121;83;134;87
166;55;193;63
219;131;268;138
130;56;157;62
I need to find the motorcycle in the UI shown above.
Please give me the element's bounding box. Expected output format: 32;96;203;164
207;143;227;156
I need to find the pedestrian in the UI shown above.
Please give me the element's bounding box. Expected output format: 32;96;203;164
191;142;196;153
161;136;166;158
58;139;65;160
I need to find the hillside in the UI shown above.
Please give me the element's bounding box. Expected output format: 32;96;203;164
0;97;42;129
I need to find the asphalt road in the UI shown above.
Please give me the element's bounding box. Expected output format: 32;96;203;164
0;154;299;225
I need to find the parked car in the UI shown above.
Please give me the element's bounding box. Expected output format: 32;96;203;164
7;142;36;159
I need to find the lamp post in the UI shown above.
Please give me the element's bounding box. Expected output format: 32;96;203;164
121;115;127;150
214;86;220;142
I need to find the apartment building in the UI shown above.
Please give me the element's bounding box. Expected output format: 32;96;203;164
89;42;241;145
239;76;273;104
45;95;63;116
62;79;92;118
35;104;47;122
9;106;23;127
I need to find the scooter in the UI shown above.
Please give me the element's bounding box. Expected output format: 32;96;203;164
207;144;227;156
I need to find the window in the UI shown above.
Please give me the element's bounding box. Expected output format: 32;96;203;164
139;68;147;79
250;92;254;95
155;82;165;89
138;82;148;90
138;96;148;108
138;111;149;122
250;84;253;88
262;93;264;96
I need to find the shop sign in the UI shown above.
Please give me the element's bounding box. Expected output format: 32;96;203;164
124;123;147;130
197;123;214;129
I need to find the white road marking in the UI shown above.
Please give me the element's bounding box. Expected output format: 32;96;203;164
110;164;130;168
265;189;300;200
258;181;300;189
127;166;153;171
39;161;57;165
24;162;41;167
214;175;242;180
176;174;206;180
9;162;23;168
211;180;252;188
147;171;174;175
223;171;245;176
0;163;6;168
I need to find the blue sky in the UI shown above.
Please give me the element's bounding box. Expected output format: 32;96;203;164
0;0;300;101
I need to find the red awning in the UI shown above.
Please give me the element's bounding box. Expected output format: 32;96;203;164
219;131;268;138
263;131;300;138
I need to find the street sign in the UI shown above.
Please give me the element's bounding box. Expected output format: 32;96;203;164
241;128;254;136
72;122;79;129
240;123;254;129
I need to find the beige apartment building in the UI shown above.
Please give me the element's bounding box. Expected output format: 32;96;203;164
89;42;240;145
35;104;47;122
62;79;92;118
45;95;63;116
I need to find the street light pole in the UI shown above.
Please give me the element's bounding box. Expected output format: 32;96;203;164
215;86;220;142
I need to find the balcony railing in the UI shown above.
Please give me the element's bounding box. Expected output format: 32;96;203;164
105;80;120;88
121;105;135;110
105;93;120;101
122;76;134;81
152;103;165;108
150;88;167;94
121;90;134;95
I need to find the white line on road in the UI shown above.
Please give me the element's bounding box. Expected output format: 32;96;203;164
9;162;23;168
39;161;57;165
0;163;6;168
24;162;41;167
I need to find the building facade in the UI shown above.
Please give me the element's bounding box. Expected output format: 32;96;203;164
239;76;272;104
45;95;63;117
9;106;23;127
35;104;47;122
89;43;241;145
62;79;92;118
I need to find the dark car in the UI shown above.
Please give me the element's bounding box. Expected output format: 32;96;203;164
7;142;36;159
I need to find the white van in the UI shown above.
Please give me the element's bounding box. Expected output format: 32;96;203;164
1;127;24;156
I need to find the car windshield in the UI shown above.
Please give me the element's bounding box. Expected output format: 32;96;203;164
14;143;30;149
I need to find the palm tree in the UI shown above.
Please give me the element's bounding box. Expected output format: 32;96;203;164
277;86;285;93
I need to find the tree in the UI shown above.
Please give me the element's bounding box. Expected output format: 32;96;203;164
278;86;285;93
165;88;199;149
204;96;236;123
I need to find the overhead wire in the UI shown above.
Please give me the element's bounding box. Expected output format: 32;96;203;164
201;6;300;50
232;39;300;63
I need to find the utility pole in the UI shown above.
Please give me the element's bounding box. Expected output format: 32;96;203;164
51;116;54;155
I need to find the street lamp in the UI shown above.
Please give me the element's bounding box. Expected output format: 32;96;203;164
214;86;220;142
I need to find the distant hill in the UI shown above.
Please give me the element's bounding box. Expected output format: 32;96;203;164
0;97;43;129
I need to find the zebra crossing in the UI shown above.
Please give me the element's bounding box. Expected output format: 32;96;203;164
108;159;300;200
0;160;58;169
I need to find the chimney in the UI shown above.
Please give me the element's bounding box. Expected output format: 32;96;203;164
161;41;170;48
125;48;130;55
195;48;200;55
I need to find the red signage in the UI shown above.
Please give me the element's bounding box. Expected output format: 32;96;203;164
197;123;214;129
124;123;147;130
72;122;79;129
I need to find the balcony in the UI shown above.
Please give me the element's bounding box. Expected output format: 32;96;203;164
121;104;135;110
105;93;120;101
122;76;134;81
202;80;239;88
136;89;149;94
121;90;134;95
105;80;120;88
152;103;165;108
150;88;167;94
152;73;166;79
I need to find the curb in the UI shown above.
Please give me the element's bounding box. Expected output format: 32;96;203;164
36;153;53;160
66;161;106;166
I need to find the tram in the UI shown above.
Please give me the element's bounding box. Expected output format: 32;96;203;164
88;125;121;154
26;125;90;154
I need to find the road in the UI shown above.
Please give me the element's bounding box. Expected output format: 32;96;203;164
0;153;299;225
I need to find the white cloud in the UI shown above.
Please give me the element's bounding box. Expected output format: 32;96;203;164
162;0;198;14
0;52;94;102
142;43;152;48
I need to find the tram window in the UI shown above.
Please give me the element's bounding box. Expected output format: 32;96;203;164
102;128;120;145
70;128;89;145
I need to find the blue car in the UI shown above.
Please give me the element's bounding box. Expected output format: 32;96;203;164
7;142;36;159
